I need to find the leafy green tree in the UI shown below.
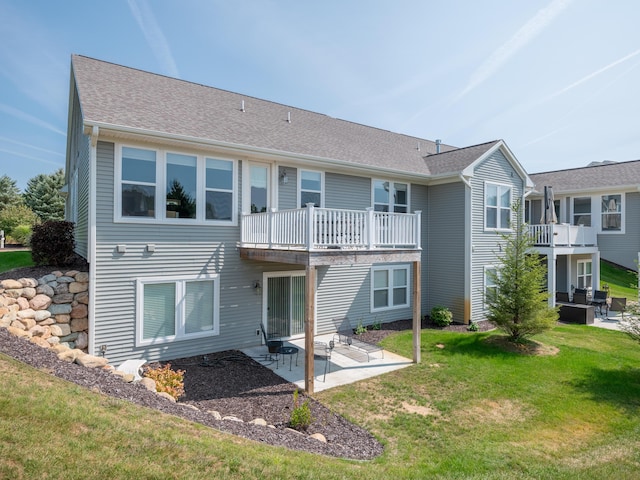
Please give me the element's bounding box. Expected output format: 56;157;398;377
486;202;558;342
0;204;39;242
0;174;22;210
23;168;65;221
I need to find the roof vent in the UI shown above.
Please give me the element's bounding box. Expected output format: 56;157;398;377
287;111;291;123
435;139;442;154
241;100;245;112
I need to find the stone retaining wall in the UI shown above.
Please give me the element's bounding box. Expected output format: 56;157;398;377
0;270;89;350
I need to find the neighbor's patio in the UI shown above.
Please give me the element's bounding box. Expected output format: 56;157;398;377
241;333;412;393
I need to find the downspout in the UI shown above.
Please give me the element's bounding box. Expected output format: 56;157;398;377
460;173;472;323
88;125;99;356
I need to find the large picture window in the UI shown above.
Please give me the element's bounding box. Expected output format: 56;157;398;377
601;194;622;232
137;276;219;346
117;145;236;224
373;180;409;213
485;183;511;230
371;265;410;311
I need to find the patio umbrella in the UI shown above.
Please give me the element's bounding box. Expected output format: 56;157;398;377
540;186;558;224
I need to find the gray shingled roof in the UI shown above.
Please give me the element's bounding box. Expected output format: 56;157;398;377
71;55;501;178
424;140;502;176
529;160;640;195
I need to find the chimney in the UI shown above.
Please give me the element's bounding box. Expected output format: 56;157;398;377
435;139;442;154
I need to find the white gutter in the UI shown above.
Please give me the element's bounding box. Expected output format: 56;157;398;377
87;125;98;356
83;120;468;185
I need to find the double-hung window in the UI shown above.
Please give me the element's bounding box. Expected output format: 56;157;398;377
577;260;592;290
121;147;157;217
137;275;220;346
484;266;498;306
371;265;410;311
373;180;409;212
485;182;511;230
117;145;236;224
572;197;591;226
206;158;234;220
299;170;323;207
601;194;622;232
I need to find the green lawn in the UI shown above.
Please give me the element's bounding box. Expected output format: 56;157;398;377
2;325;640;479
601;260;638;301
0;250;33;273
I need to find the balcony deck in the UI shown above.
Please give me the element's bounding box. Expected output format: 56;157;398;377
240;205;422;266
529;223;597;248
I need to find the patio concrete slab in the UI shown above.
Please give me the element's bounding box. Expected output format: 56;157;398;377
241;333;413;392
590;310;623;331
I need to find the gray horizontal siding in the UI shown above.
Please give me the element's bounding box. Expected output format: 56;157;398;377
598;192;640;270
325;172;370;210
426;182;466;322
470;150;525;322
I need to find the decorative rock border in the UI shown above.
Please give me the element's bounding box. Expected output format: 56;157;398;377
0;270;326;439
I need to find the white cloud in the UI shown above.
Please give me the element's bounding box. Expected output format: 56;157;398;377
127;0;179;78
454;0;573;102
0;103;66;136
0;147;63;167
545;48;640;100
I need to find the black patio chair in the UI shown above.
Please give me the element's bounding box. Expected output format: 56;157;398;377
556;292;570;303
259;323;283;361
609;297;627;320
573;292;588;305
591;290;608;316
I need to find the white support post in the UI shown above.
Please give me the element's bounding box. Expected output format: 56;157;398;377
414;211;422;249
547;253;556;307
268;208;276;249
592;251;601;291
366;207;375;249
305;203;315;251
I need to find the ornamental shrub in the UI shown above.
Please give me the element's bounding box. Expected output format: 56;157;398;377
430;305;453;327
30;220;75;266
144;363;185;401
289;389;312;431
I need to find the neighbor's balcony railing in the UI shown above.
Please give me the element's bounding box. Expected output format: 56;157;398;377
528;223;597;247
241;204;421;251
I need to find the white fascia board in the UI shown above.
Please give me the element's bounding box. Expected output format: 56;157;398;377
461;140;534;189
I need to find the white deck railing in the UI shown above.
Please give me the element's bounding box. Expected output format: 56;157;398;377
241;204;421;251
528;223;597;247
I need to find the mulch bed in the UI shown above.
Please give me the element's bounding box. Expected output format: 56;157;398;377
0;263;495;459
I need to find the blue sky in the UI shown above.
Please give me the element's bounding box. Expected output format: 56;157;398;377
1;0;639;192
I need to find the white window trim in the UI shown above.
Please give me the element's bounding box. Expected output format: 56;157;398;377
371;264;411;312
571;196;592;228
298;169;324;208
484;181;512;231
135;274;220;347
484;265;499;307
115;143;238;226
372;179;410;213
576;259;592;290
599;193;625;234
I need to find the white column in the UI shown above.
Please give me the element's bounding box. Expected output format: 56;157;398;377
592;251;601;290
547;253;556;307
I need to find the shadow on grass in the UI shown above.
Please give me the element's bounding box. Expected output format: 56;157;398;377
571;366;640;412
424;332;523;359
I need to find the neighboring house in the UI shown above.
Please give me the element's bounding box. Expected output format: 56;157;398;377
65;55;533;392
527;160;640;301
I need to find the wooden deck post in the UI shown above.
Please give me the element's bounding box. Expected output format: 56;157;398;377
413;260;421;363
304;265;316;394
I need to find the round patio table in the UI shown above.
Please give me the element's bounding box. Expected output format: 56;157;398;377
277;346;299;371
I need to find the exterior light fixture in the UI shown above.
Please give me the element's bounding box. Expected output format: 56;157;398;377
280;169;288;185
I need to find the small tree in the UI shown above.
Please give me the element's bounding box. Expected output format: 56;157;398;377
0;174;22;211
620;303;640;344
30;220;75;266
23;168;65;222
486;202;558;342
0;203;39;242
